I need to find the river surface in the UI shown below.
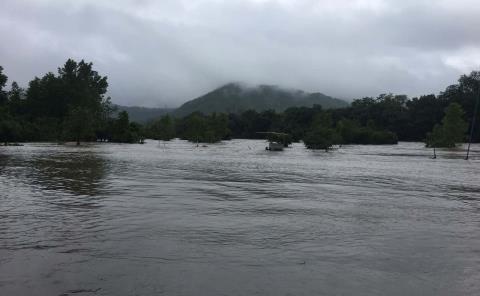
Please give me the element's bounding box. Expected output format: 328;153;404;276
0;140;479;296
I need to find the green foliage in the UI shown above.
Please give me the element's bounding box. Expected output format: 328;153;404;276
12;59;112;143
304;127;340;150
145;115;176;141
265;133;292;147
0;112;21;145
63;107;95;144
336;119;398;145
426;103;468;148
303;112;341;150
109;111;144;143
441;103;468;144
7;82;25;115
176;112;230;143
426;124;444;148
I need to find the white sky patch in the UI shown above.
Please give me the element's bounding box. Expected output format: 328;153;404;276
443;47;480;74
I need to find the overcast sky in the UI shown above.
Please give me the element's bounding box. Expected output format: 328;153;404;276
1;0;479;107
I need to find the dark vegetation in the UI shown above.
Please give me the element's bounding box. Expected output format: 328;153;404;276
1;59;478;150
0;60;143;145
173;82;349;117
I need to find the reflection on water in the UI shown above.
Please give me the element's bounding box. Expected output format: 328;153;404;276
0;141;479;296
28;151;107;196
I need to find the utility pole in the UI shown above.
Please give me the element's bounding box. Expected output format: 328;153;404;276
465;79;480;160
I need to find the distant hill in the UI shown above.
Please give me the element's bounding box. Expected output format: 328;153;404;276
173;83;349;117
114;105;173;123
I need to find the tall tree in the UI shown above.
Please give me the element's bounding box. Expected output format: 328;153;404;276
7;81;25;115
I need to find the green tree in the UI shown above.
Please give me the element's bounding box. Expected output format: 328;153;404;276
112;111;131;142
150;115;175;141
426;124;443;158
426;103;468;148
7;81;25;114
304;127;339;151
207;113;230;141
303;112;341;150
442;102;468;144
183;113;207;143
109;111;143;143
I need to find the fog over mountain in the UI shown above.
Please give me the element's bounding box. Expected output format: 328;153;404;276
174;83;349;117
1;0;480;107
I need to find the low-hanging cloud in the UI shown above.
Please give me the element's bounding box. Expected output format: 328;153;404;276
1;0;479;107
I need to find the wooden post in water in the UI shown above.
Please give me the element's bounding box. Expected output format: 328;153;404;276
465;82;480;160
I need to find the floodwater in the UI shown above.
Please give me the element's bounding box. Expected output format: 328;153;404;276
0;140;479;296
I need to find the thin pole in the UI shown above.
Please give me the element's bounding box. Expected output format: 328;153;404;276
465;83;480;160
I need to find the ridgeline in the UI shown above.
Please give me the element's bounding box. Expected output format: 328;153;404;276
173;83;349;117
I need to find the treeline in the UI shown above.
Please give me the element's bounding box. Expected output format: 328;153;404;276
144;77;476;150
143;105;398;150
0;60;143;145
1;59;478;150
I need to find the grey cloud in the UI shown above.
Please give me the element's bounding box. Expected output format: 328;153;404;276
0;0;479;107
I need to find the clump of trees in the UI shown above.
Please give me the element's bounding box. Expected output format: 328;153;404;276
144;112;230;143
145;115;175;141
302;113;397;151
303;113;341;150
108;111;145;143
0;60;144;145
176;112;230;143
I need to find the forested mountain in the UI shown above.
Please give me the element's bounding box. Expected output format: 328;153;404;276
173;83;349;117
114;105;173;123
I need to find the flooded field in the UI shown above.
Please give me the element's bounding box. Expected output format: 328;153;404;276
1;140;479;295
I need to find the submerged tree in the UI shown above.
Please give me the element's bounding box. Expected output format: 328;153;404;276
304;127;340;151
109;111;144;143
147;115;175;141
426;102;468;148
303;112;341;151
177;112;230;143
426;124;443;158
